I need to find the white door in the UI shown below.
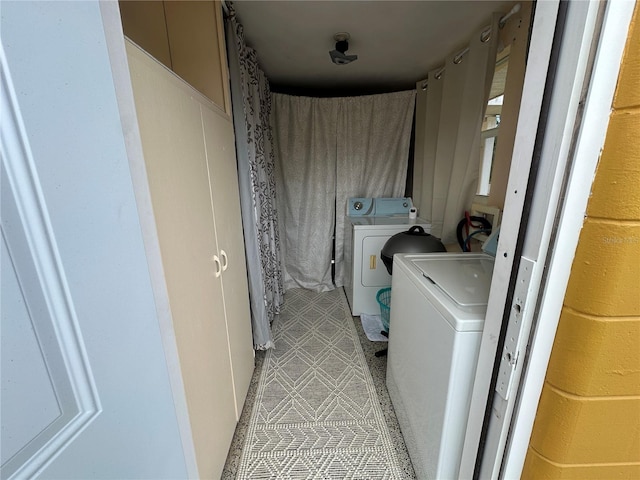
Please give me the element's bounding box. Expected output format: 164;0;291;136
475;1;636;477
460;1;636;478
1;2;191;478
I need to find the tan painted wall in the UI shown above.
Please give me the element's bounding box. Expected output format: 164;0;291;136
522;4;640;478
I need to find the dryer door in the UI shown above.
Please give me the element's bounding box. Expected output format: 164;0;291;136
361;235;393;287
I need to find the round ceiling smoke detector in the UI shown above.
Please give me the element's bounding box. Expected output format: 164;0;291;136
329;32;358;65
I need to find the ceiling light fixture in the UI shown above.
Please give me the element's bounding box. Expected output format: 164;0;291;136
329;32;358;65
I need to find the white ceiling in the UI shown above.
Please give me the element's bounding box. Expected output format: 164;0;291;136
230;0;517;95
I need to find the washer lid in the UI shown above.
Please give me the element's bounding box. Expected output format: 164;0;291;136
413;255;495;307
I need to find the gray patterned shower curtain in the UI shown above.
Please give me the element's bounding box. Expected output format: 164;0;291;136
225;6;283;350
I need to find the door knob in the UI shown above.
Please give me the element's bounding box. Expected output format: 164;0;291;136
220;250;229;271
213;255;222;278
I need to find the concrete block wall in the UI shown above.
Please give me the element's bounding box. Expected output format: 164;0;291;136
522;3;640;478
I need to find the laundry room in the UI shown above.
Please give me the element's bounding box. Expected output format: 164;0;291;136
117;0;531;478
225;0;527;296
4;1;635;479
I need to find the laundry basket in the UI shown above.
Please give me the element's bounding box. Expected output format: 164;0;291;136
376;287;392;332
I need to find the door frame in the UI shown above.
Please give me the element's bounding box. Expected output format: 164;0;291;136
459;1;636;478
459;1;561;476
496;1;636;476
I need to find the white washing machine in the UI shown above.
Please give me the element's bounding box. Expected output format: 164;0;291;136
386;253;494;479
344;215;430;316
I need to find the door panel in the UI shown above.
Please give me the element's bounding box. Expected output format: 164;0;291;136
118;0;171;67
1;159;99;479
201;105;255;418
1;4;188;475
164;0;226;109
128;43;237;478
1;235;62;465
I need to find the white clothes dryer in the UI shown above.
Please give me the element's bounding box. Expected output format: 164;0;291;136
343;216;430;316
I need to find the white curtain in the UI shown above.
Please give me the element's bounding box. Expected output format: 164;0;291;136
420;14;500;244
272;95;339;292
226;8;283;349
334;91;416;287
271;91;415;291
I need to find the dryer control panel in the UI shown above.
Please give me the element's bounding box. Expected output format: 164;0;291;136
347;197;413;217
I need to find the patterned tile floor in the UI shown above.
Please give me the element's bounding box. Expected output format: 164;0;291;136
222;288;415;479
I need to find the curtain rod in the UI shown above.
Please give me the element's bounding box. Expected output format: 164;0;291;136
499;3;522;28
421;3;521;90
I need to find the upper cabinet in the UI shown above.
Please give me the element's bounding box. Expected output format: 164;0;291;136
118;1;172;67
119;0;230;113
164;1;227;108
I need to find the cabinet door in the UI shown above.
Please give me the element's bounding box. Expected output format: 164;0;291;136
201;105;255;418
118;1;171;68
127;42;236;479
164;0;228;111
